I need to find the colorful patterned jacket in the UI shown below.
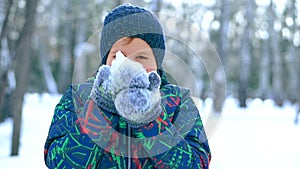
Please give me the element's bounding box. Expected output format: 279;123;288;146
44;75;211;169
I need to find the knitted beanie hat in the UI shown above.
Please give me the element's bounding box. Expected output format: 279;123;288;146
100;4;166;69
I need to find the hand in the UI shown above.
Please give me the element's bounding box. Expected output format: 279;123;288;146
110;51;148;95
90;65;116;113
111;51;162;127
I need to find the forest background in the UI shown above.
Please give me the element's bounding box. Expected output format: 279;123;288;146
0;0;299;156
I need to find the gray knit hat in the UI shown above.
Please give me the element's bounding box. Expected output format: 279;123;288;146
100;4;166;69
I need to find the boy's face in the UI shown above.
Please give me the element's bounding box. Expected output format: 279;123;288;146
106;37;157;72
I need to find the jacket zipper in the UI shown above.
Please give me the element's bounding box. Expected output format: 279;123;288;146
127;125;131;169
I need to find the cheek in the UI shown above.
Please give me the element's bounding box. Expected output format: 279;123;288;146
145;67;156;73
106;57;114;66
142;62;157;73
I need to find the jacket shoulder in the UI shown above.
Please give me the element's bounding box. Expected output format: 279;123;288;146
69;82;93;107
161;84;190;98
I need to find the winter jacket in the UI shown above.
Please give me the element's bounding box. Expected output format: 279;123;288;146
44;75;211;169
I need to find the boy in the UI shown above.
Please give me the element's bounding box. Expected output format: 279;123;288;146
44;4;211;169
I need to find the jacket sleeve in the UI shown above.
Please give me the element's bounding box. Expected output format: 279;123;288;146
132;86;211;169
44;86;105;169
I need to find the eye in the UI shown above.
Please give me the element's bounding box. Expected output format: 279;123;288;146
136;55;148;60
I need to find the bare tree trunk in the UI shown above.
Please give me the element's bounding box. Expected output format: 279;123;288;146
213;0;230;113
295;44;300;125
213;67;226;113
238;0;255;107
150;0;162;12
296;55;300;125
0;0;12;48
296;49;300;125
0;39;10;122
269;2;283;106
73;0;87;83
287;41;297;102
286;0;297;103
295;0;300;124
11;0;38;156
0;0;13;122
218;0;230;66
258;39;270;100
115;0;122;7
38;31;58;94
58;0;72;93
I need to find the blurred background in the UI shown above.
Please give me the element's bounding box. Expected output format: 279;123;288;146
0;0;299;168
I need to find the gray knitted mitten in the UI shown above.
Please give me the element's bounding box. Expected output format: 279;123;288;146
111;51;162;128
90;65;117;113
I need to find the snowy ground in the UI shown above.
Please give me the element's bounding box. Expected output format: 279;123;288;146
0;93;299;169
0;93;60;169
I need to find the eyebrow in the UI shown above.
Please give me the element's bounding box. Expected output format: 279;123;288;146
110;49;118;54
134;50;152;56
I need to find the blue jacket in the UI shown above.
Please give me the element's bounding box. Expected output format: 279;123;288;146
44;76;211;169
